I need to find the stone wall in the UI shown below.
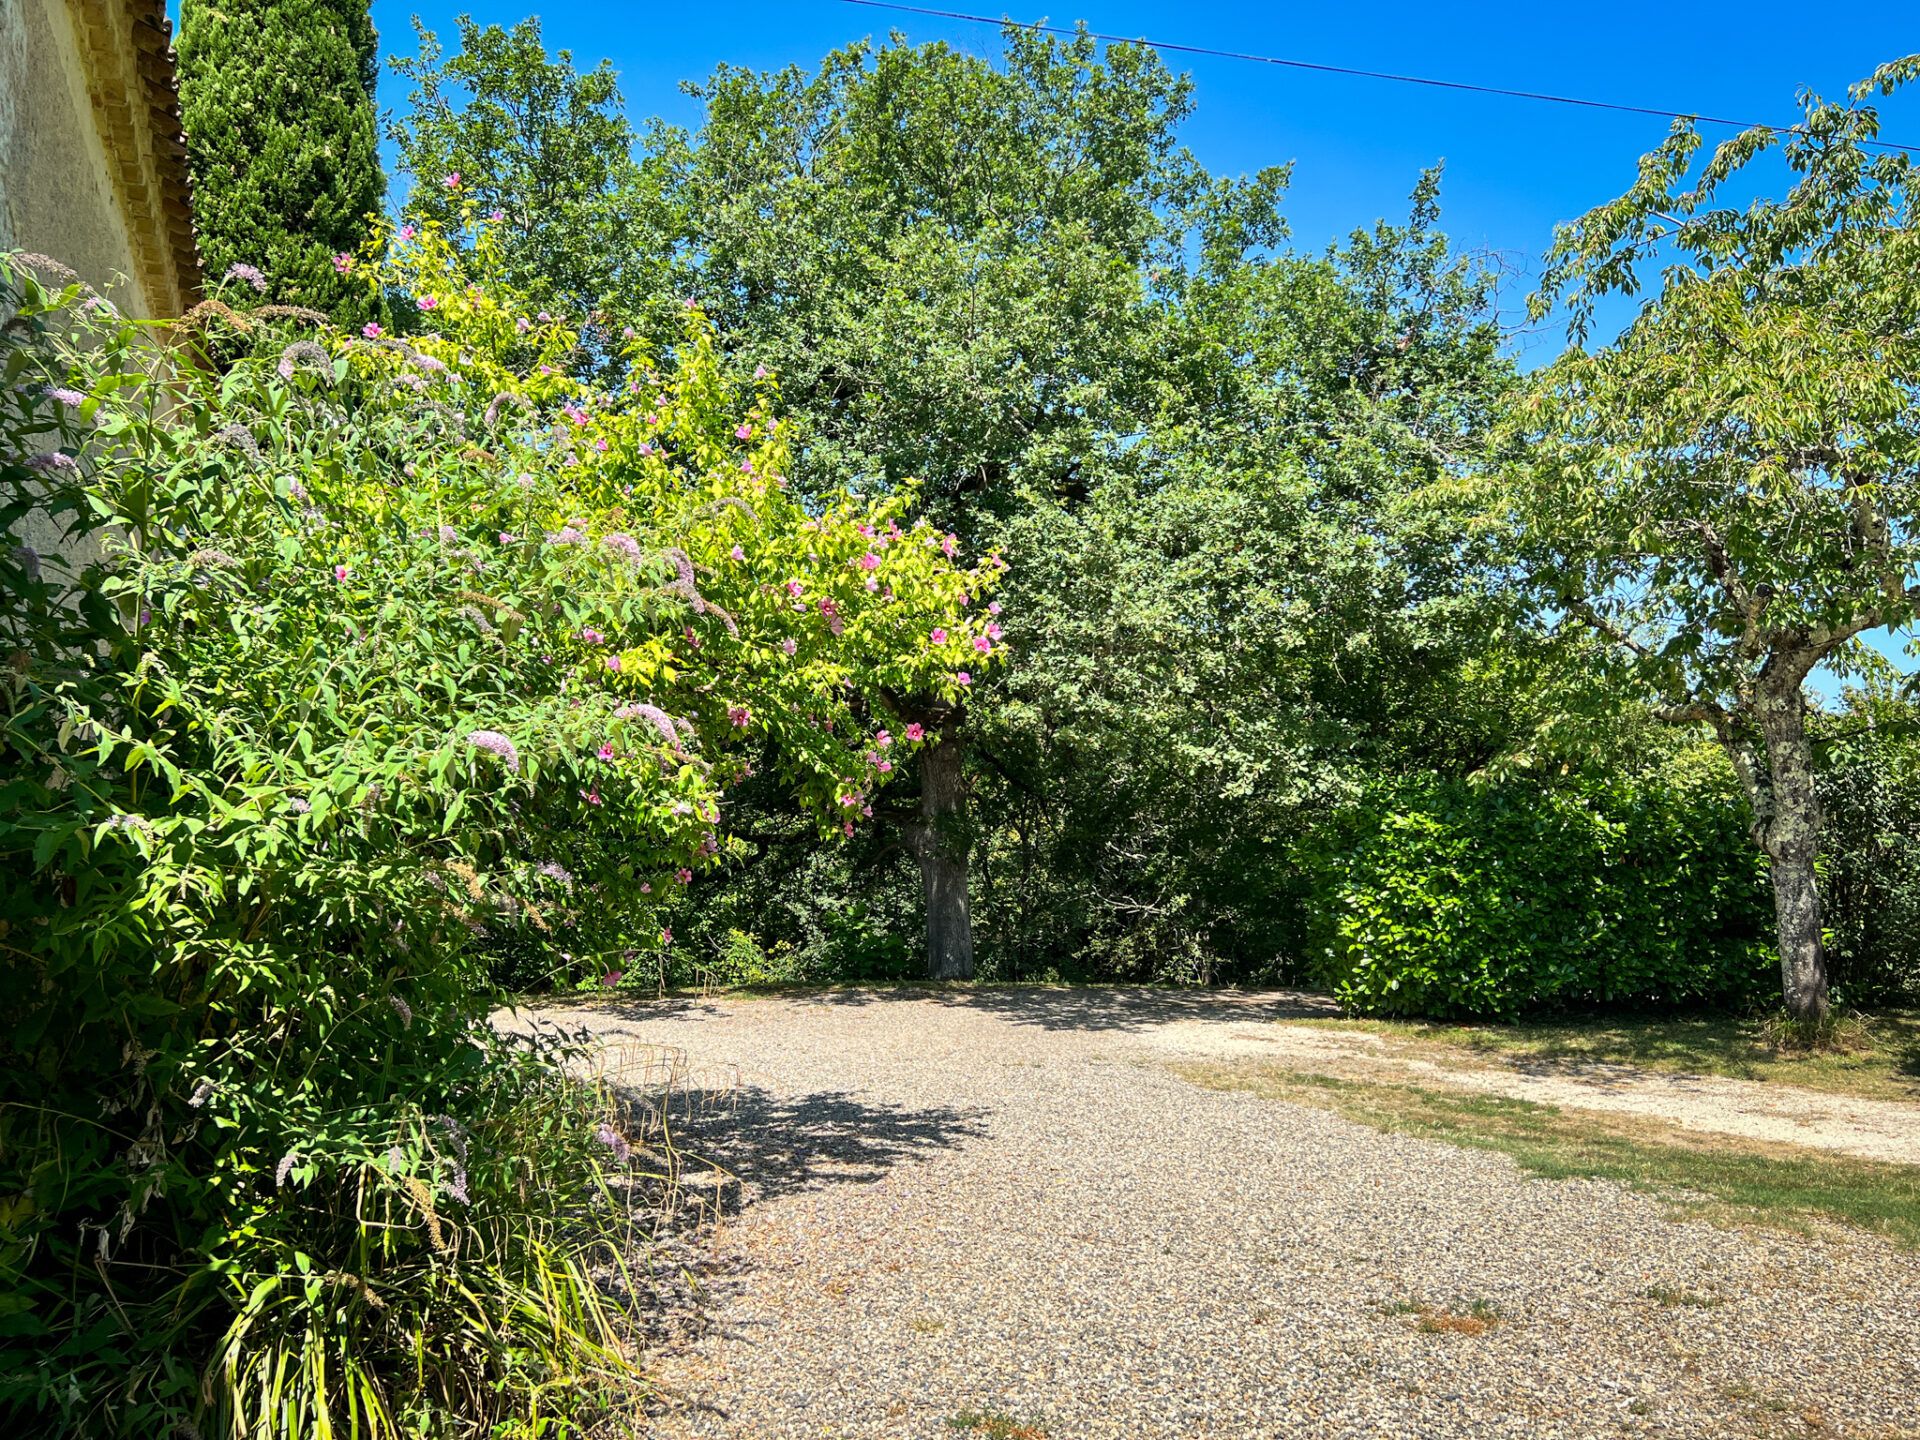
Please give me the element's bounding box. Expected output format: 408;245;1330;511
0;0;199;318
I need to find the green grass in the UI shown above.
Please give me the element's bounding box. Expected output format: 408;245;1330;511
945;1411;1048;1439
1640;1284;1723;1309
1283;1008;1920;1101
1175;1062;1920;1247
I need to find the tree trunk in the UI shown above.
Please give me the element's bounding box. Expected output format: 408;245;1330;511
1757;692;1829;1026
913;730;975;980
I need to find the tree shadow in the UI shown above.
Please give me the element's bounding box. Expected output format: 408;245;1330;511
533;982;1339;1037
786;982;1340;1033
618;1080;990;1219
530;992;739;1023
598;1080;989;1362
1895;1039;1920;1081
1499;1054;1726;1091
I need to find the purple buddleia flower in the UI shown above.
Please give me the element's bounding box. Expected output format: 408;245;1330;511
188;1076;216;1108
545;526;586;546
651;547;737;634
47;387;86;408
434;1116;469;1161
276;341;333;384
537;860;575;890
255;304;330;325
658;546;696;589
465;729;520;772
702;597;739;636
601;532;643;565
614;702;681;749
438;524;458;546
25;451;78;474
223;262;268;293
388;994;413;1028
15;252;80;284
484;391;533;428
431;1116;471;1202
275;1153;298;1187
594;1123;632;1165
212;423;262;462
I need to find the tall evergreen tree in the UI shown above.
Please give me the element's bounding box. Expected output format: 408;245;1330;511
177;0;385;323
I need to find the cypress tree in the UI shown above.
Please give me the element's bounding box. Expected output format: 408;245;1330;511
176;0;385;323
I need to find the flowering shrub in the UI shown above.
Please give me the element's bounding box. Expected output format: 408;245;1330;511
0;238;995;1438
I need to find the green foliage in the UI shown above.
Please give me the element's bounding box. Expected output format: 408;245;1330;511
1308;760;1774;1018
177;0;386;324
1816;689;1920;1004
0;234;990;1435
1508;57;1920;1018
639;844;920;990
702;928;794;987
658;27;1205;527
380;24;1920;1014
566;32;1524;984
387;16;669;326
1516;59;1920;714
1;261;627;1437
391;21;1234;529
963;178;1528;984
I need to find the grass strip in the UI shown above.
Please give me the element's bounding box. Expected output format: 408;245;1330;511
1278;1009;1920;1101
1175;1061;1920;1248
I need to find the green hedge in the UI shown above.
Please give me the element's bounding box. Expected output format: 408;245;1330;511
1815;696;1920;1004
1306;762;1774;1018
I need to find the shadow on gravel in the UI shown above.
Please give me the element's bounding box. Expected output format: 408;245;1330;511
1500;1056;1726;1091
626;1082;990;1216
545;983;1338;1036
529;993;736;1024
790;984;1339;1033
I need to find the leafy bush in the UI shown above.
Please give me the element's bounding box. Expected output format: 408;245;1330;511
1816;691;1920;1005
0;233;995;1437
1307;758;1774;1018
651;847;923;990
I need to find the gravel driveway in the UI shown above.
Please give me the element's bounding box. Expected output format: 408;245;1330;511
532;987;1920;1440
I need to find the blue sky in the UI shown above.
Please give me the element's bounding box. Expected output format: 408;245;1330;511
363;0;1918;683
370;0;1920;352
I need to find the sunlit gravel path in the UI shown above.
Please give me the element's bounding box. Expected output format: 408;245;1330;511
532;987;1920;1440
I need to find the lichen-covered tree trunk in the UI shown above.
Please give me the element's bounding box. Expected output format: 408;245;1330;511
913;729;975;980
1757;693;1829;1025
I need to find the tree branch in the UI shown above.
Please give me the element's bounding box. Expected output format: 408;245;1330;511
1564;596;1655;660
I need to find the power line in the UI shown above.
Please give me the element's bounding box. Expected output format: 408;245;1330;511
836;0;1918;155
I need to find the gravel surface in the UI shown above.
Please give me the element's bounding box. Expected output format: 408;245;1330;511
529;987;1920;1440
